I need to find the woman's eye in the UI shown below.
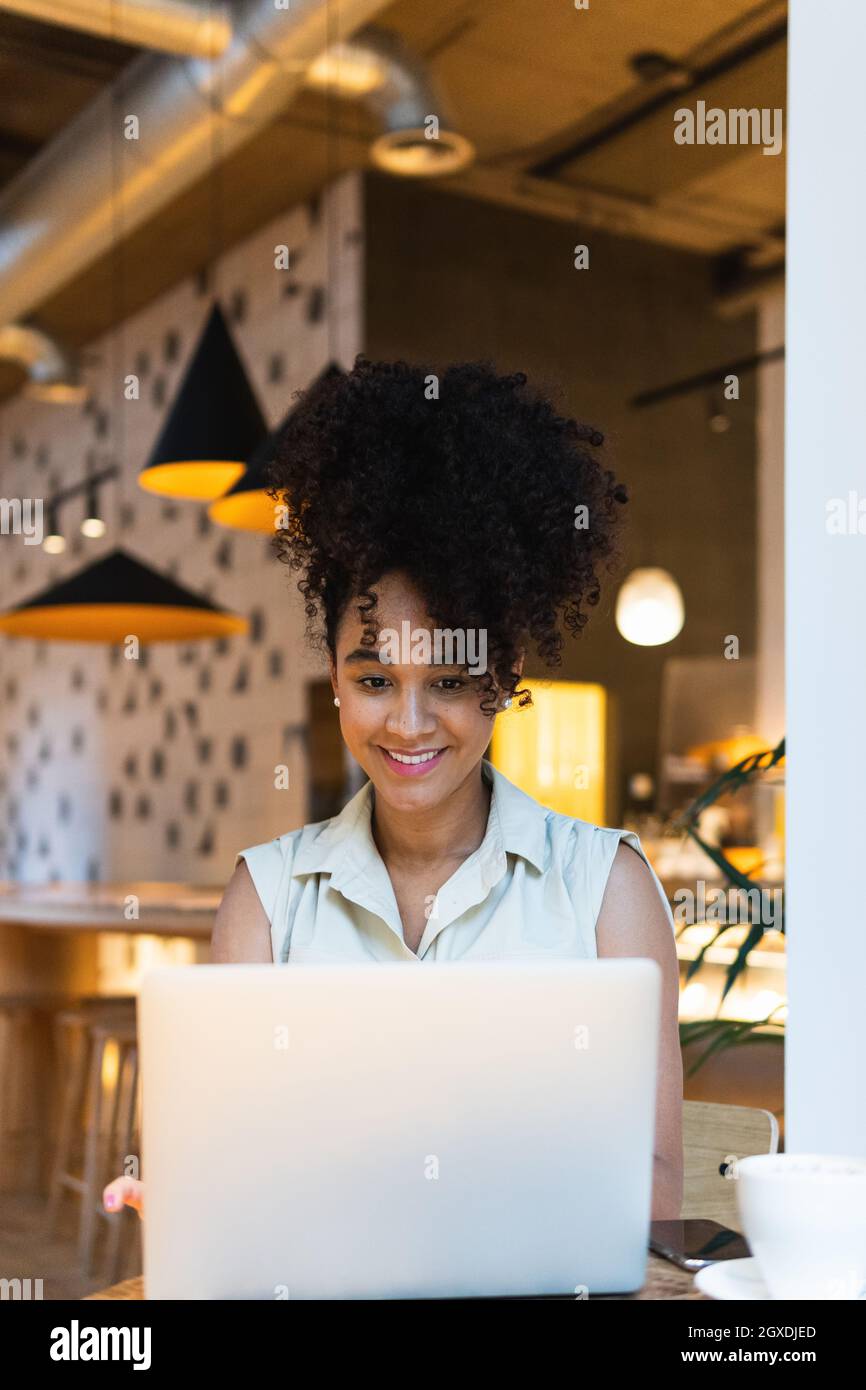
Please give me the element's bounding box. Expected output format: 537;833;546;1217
355;674;465;692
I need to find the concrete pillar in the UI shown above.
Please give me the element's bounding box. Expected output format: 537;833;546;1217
786;0;866;1154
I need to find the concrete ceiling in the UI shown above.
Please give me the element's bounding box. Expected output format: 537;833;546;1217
0;0;786;401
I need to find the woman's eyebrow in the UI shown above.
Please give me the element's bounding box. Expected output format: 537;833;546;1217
343;648;386;664
343;648;471;673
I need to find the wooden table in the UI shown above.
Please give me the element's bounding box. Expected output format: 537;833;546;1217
86;1254;710;1300
0;879;215;1000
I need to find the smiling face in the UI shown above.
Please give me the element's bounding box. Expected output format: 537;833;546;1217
331;571;507;815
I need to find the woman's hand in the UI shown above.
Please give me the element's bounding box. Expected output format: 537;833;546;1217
103;1176;145;1220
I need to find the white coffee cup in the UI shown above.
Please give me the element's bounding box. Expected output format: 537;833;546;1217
735;1153;866;1299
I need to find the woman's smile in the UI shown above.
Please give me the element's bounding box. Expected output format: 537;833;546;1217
379;746;449;776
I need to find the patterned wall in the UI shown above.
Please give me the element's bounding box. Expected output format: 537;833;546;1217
0;172;363;886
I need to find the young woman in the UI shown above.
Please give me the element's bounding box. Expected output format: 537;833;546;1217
104;358;683;1224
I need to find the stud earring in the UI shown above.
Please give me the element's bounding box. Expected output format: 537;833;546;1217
502;697;513;709
333;696;340;708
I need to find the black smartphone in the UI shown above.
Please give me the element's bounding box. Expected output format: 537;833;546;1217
650;1219;751;1271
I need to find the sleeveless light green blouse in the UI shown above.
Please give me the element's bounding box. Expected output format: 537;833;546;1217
237;760;674;964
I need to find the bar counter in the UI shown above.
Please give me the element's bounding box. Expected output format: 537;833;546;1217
0;881;218;938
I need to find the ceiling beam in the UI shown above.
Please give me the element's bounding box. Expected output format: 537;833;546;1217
439;162;786;261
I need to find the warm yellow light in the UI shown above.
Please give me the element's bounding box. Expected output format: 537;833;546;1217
615;567;684;646
43;533;65;554
101;1039;120;1091
679;982;710;1019
490;681;607;822
25;381;89;406
81;516;107;539
138;460;246;501
209;488;281;533
689;730;775;771
306;45;387;95
740;989;787;1023
371;129;476;177
723;846;764;875
98;933;197;994
0;604;248;642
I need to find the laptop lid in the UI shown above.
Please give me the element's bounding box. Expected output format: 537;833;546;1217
140;959;660;1299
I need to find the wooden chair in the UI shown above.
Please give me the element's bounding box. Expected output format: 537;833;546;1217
682;1099;779;1231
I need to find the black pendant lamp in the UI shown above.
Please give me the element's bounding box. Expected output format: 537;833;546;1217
0;549;248;642
138;303;267;501
209;362;345;532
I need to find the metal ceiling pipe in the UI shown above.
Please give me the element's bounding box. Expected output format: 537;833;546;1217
0;0;392;330
0;0;232;60
306;27;475;178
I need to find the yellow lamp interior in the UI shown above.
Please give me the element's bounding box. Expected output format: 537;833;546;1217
138;461;246;501
0;604;248;642
209;488;280;533
491;681;607;823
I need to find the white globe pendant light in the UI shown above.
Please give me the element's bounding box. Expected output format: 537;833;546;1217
615;567;685;646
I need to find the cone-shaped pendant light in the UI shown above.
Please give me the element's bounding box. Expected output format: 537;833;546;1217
209;362;345;532
139;304;267;501
0;549;248;642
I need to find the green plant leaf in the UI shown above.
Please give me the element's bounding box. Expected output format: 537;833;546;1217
667;735;786;1002
674;738;785;830
720;920;767;1003
683;922;740;982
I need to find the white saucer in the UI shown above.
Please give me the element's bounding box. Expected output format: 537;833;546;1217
694;1257;769;1300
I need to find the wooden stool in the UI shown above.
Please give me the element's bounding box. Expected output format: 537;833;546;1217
0;992;123;1194
100;1033;141;1286
0;994;59;1193
45;999;138;1272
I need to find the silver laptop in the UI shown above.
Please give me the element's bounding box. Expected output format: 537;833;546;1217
140;959;661;1299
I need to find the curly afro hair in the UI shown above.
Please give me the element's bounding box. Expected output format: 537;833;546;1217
269;356;627;713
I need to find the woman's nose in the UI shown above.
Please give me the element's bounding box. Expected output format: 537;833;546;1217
383;683;437;737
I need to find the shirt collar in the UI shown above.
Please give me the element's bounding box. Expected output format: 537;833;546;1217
483;759;548;872
291;758;548;883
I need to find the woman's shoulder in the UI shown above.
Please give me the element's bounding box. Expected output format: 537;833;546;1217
489;762;669;924
551;810;649;867
543;804;635;881
236;822;308;865
236;813;332;885
490;762;641;874
544;809;673;931
234;782;374;926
